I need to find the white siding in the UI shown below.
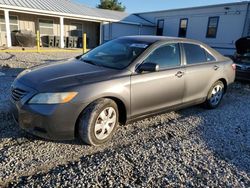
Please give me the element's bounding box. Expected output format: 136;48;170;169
138;2;249;55
243;5;250;36
110;22;155;39
140;25;155;35
111;23;140;39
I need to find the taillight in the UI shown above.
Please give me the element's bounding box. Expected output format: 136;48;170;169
232;63;236;71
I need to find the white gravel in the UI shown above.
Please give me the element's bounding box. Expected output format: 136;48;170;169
0;52;81;68
0;52;249;187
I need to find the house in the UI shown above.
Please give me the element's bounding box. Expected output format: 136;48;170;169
0;0;155;48
136;1;250;55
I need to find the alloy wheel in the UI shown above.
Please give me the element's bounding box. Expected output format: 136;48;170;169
94;107;117;140
209;84;223;106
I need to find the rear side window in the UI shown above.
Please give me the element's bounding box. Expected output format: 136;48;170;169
206;51;216;61
144;43;181;69
183;43;215;64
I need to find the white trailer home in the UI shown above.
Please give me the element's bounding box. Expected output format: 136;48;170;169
137;1;250;55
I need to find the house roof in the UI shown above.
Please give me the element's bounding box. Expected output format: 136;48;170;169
0;0;154;26
136;1;250;15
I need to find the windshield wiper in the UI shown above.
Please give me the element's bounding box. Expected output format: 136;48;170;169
80;58;117;69
81;59;98;66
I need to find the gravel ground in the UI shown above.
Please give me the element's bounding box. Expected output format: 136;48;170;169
0;52;250;187
0;52;81;68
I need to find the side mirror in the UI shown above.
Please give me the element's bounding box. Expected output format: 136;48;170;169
137;62;160;73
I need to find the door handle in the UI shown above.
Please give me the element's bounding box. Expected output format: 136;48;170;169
175;71;184;78
213;65;220;70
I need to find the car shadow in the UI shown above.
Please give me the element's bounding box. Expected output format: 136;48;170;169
178;91;250;174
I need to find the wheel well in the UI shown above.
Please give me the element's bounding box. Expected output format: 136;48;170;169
218;78;227;93
74;97;127;138
106;97;127;125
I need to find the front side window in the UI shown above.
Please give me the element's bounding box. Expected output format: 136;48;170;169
0;15;18;32
80;38;152;70
206;51;216;62
183;43;215;64
178;18;188;37
39;19;53;35
206;17;219;38
144;43;181;69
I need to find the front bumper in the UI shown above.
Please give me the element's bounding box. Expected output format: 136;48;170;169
10;100;87;140
10;81;87;141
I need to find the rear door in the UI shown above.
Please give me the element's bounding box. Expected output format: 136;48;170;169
131;43;185;117
181;43;220;103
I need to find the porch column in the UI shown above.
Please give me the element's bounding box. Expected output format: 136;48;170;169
99;22;103;44
4;9;12;47
60;16;64;48
109;22;112;40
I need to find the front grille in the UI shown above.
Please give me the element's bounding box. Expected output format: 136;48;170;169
11;88;27;101
236;65;250;71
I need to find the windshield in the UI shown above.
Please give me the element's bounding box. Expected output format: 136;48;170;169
80;38;152;70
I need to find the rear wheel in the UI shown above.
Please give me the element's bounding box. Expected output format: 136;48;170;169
78;98;119;146
204;81;225;109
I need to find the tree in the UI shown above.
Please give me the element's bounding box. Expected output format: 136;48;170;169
97;0;126;12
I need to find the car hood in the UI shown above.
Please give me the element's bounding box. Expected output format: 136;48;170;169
16;58;122;91
235;36;250;55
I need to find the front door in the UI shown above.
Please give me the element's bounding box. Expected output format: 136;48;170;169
131;43;185;117
156;19;164;36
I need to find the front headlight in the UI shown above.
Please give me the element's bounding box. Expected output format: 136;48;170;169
29;92;78;104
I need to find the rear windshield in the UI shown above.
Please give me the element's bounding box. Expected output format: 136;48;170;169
80;38;152;70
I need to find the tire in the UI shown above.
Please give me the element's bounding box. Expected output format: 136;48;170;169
204;80;225;109
78;98;119;146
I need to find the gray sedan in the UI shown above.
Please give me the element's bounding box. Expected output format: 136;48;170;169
11;36;235;145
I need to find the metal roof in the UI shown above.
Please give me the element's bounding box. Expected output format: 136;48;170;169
0;0;154;26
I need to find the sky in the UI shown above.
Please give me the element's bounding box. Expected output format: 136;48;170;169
74;0;243;13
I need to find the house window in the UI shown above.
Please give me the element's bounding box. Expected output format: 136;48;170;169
206;16;219;38
0;15;18;32
39;19;53;35
71;23;83;37
178;18;188;37
156;19;164;36
248;21;250;35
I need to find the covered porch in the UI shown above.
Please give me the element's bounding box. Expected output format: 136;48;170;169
0;9;103;49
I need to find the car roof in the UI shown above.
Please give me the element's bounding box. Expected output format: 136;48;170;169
120;35;225;60
119;35;199;44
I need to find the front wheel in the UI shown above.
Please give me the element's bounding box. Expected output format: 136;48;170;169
204;81;225;109
78;98;119;146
